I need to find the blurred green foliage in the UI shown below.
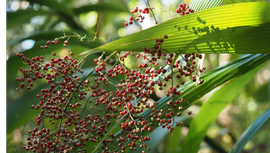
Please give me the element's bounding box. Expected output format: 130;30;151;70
6;0;270;153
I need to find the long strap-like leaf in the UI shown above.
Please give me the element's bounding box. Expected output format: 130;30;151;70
229;108;270;153
83;3;270;55
190;0;224;11
180;56;267;153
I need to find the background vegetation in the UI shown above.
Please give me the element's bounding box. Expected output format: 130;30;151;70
6;0;270;153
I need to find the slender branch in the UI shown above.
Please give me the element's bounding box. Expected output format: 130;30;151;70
147;0;158;24
151;7;178;15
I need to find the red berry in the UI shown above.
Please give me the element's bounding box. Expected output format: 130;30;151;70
20;83;25;89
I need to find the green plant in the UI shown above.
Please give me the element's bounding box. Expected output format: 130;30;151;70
6;0;270;153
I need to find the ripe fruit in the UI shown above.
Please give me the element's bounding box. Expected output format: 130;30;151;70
16;33;206;153
176;3;194;15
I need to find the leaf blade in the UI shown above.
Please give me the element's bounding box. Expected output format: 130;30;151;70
190;0;224;12
229;108;270;153
27;0;86;32
180;57;266;153
7;10;52;29
84;3;270;55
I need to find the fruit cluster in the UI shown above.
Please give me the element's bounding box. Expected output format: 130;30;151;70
17;35;205;153
125;2;194;26
125;7;149;26
176;3;195;15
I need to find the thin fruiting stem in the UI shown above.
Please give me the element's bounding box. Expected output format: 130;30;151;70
147;0;158;24
116;52;139;129
80;96;91;118
92;16;101;41
150;7;179;15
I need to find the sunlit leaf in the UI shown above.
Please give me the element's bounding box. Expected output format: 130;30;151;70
83;3;270;55
190;0;224;11
224;0;268;4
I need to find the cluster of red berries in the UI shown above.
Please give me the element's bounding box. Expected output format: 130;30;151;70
125;3;195;26
40;38;68;49
125;7;149;26
16;34;205;152
16;52;92;152
176;3;195;15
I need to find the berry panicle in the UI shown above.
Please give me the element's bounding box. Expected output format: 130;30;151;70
16;30;205;153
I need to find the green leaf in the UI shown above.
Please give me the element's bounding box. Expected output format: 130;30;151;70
7;10;52;29
27;0;86;32
27;0;73;15
224;0;268;4
190;0;224;11
138;116;192;153
229;107;270;153
72;3;129;15
180;57;266;153
94;54;270;152
7;84;44;134
83;2;270;55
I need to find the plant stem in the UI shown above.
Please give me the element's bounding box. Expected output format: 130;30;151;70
147;0;158;24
